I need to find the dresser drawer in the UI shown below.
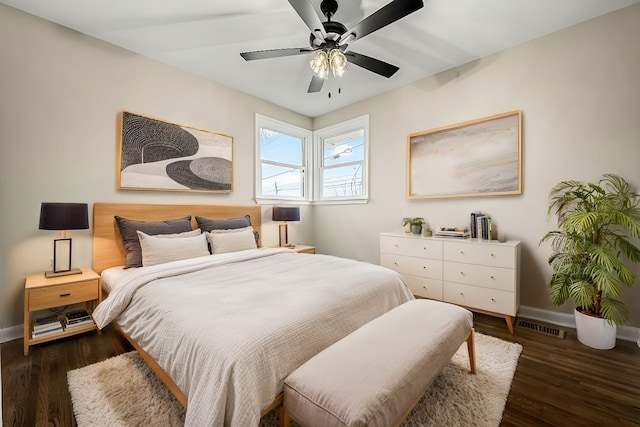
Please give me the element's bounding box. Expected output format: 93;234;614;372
402;274;443;300
443;241;515;268
380;235;442;260
29;279;99;311
444;282;516;316
381;253;442;280
443;261;516;292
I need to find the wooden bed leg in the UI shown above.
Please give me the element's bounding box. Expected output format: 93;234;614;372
279;405;290;427
504;315;514;334
466;328;477;374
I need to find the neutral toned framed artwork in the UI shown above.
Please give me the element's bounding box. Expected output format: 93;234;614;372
407;111;522;199
117;111;233;193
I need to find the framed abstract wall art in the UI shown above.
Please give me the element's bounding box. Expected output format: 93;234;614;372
117;111;233;193
407;111;522;199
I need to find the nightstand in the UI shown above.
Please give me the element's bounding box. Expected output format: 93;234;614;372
24;268;102;355
292;245;316;254
269;244;316;254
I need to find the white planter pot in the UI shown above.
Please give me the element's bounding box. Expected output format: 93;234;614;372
574;309;616;350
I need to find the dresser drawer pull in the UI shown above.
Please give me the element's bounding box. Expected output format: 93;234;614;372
459;251;464;254
490;275;495;279
491;253;495;257
460;292;464;296
60;293;71;297
459;271;465;275
394;244;399;248
491;298;496;302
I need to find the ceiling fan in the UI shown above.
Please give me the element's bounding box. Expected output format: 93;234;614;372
240;0;424;93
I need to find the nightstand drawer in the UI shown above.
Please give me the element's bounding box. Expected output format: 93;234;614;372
29;279;99;310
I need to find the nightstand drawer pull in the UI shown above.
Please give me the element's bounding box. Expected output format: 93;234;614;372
60;293;71;297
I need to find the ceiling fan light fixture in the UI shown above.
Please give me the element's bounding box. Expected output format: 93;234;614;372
310;50;329;79
329;49;347;77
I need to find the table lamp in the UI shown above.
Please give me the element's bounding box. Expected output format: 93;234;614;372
39;202;89;277
272;206;300;248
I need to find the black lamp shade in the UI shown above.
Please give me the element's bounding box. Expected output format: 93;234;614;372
39;203;89;230
272;206;300;222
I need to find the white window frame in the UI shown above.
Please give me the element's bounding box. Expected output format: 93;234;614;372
255;114;369;205
255;114;312;203
313;115;369;204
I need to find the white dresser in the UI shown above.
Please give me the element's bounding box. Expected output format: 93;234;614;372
380;232;520;333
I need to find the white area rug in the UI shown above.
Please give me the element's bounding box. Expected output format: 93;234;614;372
68;333;522;427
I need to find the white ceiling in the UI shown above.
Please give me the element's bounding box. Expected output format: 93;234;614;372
3;0;638;117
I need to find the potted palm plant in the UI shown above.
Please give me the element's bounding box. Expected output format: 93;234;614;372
540;174;640;349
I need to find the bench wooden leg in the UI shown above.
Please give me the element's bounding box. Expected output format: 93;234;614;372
279;405;290;427
466;328;476;374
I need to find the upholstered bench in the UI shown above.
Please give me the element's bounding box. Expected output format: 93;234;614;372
282;299;475;427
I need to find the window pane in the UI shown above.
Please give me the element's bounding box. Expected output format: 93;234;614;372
261;163;304;197
321;164;363;198
323;131;364;167
260;128;303;166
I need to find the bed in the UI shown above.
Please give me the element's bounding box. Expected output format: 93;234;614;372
91;203;414;427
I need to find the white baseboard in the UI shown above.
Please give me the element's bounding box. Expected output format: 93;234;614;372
518;305;640;346
0;324;23;344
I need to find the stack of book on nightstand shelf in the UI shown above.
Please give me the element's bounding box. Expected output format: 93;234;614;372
32;314;63;338
62;309;94;330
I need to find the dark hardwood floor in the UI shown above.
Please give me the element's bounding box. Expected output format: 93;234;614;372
2;314;639;426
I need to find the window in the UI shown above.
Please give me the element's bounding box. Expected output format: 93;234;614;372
315;115;368;202
256;114;368;204
255;114;311;201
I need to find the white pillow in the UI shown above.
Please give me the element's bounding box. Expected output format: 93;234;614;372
137;230;209;266
206;227;258;254
150;228;202;238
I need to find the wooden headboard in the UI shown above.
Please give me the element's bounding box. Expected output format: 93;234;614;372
93;203;262;274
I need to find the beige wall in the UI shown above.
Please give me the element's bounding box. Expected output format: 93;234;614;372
0;5;311;328
311;4;640;326
1;3;639;332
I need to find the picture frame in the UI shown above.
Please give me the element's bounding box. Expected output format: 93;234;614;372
407;111;522;199
117;111;233;193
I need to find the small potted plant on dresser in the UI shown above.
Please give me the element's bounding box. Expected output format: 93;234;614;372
404;218;425;235
540;174;640;349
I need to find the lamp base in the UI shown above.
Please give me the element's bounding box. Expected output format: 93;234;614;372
45;268;82;278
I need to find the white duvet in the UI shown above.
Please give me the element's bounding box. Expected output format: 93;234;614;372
92;248;413;427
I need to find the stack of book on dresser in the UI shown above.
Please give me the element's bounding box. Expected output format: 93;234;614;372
32;314;63;338
62;309;94;330
434;227;470;239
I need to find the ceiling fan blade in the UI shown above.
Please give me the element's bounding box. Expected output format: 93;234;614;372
240;47;315;61
288;0;327;42
338;0;424;45
307;75;325;93
345;51;399;78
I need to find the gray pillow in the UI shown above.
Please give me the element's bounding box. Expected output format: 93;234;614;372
195;215;259;247
195;215;251;231
115;215;193;268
